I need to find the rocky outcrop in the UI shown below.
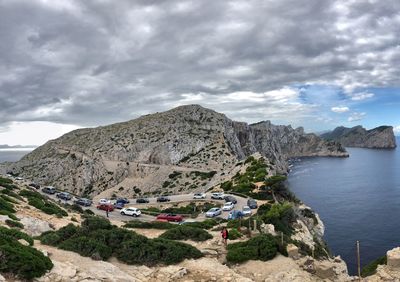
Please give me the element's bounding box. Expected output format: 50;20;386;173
5;105;348;197
20;216;53;236
321;125;397;149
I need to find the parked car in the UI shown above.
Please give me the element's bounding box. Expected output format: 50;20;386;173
136;198;150;204
242;206;252;216
222;202;235;211
96;203;114;211
211;192;224;200
74;198;92;206
120;207;141;217
116;198;130;204
224;195;237;204
42;186;56;194
56;192;72;201
156;196;171;202
247;198;258;209
29;183;40;189
156;213;183;222
206;207;222;217
193;193;206;199
228;210;244;220
114;202;125;209
98;198;111;205
15;177;23;181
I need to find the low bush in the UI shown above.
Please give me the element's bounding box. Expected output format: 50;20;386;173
19;189;68;217
159;226;212;241
184;218;223;229
0;210;19;221
0;197;15;213
0;226;33;245
0;234;53;279
226;235;278;263
0;194;18;204
124;221;176;229
116;238;202;266
0;189;24;200
5;219;24;229
361;255;387;277
228;228;243;240
40;216;203;266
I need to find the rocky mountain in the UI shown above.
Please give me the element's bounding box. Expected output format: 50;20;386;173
4;105;348;197
320;125;397;149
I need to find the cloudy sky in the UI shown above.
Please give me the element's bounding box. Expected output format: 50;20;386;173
0;0;400;145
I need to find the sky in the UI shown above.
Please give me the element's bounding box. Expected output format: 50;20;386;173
0;0;400;146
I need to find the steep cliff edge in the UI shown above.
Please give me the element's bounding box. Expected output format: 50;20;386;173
4;105;348;197
321;125;397;149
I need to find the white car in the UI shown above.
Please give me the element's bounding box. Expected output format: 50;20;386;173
98;198;111;205
120;207;141;217
222;202;234;211
206;208;222;217
193;193;206;199
242;206;252;216
211;192;225;200
15;177;24;181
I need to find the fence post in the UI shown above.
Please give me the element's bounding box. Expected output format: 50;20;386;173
357;240;361;281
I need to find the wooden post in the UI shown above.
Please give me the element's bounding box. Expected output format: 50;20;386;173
357;240;361;281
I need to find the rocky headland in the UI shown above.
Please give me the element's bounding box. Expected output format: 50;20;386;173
2;105;348;198
320;125;397;149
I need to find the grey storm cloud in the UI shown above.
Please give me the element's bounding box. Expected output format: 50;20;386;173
0;0;399;127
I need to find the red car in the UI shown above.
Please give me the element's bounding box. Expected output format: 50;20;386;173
96;203;114;212
156;213;183;222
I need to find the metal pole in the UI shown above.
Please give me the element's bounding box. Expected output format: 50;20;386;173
357;240;361;281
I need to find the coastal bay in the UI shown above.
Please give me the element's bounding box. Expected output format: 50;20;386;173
288;139;400;275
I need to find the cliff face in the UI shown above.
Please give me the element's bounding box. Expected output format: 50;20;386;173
5;105;348;197
321;125;397;149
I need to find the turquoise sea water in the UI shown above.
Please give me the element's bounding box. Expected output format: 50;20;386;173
288;138;400;274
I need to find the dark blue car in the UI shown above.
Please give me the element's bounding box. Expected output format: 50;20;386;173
116;198;130;204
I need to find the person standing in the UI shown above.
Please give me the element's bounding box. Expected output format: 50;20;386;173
221;227;228;247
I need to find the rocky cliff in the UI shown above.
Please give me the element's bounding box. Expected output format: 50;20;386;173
321;125;397;149
4;105;348;197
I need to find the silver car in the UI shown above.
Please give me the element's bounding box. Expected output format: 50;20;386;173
206;207;222;217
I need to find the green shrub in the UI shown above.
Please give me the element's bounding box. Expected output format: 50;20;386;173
20;189;68;217
116;238;202;266
0;189;24;200
0;194;18;204
0;226;33;245
82;216;112;231
0;235;53;279
261;202;295;235
228;228;243;240
257;203;272;215
124;221;176;229
40;217;203;267
5;219;24;229
184;218;222;229
59;236;113;260
0;210;19;221
226;235;278;263
159;226;212;241
0;197;15;213
40;231;62;246
361;255;387;277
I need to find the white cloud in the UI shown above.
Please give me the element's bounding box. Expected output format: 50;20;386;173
350;92;375;101
331;106;350;113
348;112;366;122
394;126;400;135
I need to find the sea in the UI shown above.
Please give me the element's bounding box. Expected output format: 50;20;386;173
0;148;34;163
288;137;400;275
2;142;400;274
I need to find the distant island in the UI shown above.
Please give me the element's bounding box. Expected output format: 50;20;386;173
0;145;37;149
320;125;397;149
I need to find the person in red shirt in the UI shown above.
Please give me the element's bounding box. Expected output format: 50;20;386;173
221;227;228;247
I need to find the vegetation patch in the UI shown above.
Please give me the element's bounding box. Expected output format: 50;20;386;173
124;221;176;230
361;255;387;277
226;235;278;263
159;225;212;241
40;216;202;266
0;228;53;280
5;219;24;229
19;189;68;217
0;226;33;246
228;228;243;240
